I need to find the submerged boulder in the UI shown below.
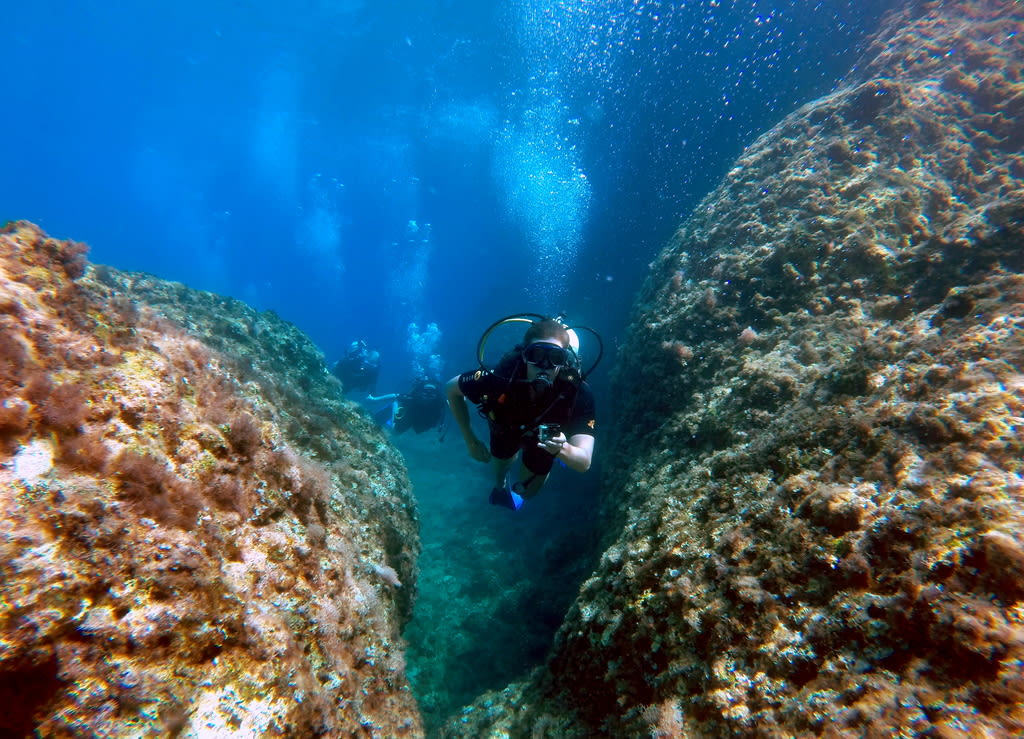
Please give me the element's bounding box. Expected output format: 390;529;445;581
445;1;1023;736
0;222;422;736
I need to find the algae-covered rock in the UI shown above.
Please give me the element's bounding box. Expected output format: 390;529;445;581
444;1;1024;736
0;222;422;737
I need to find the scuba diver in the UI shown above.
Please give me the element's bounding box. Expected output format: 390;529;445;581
446;314;600;510
369;375;447;436
330;340;380;394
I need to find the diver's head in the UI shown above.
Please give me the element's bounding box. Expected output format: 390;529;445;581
524;343;564;392
522;323;570;392
523;319;570;349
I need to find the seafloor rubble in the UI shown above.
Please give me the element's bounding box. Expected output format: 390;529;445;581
443;1;1024;736
0;222;422;736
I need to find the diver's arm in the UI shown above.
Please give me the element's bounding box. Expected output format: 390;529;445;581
445;377;473;435
446;377;490;462
541;432;594;473
366;393;399;402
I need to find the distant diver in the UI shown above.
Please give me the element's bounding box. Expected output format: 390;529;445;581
446;314;601;510
331;340;380;394
369;375;447;437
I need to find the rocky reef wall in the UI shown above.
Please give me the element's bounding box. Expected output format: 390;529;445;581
0;223;422;736
443;1;1024;736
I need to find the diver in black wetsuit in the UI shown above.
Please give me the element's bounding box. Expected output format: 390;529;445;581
330;340;380;394
369;376;447;435
446;317;597;510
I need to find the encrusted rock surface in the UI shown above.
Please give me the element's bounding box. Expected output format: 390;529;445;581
443;1;1024;736
0;222;423;737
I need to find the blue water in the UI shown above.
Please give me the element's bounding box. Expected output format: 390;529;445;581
2;0;893;392
1;0;896;727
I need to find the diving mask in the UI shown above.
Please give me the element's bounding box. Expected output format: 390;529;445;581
523;342;568;369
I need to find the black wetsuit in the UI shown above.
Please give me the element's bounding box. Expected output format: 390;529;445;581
457;361;596;475
394;379;445;434
331;346;379;393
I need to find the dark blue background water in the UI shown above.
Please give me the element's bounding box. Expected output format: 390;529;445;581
2;0;893;394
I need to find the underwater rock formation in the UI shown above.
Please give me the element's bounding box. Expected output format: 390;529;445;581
0;222;422;736
444;1;1024;736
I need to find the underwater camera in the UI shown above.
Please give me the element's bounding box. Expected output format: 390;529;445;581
537;423;561;442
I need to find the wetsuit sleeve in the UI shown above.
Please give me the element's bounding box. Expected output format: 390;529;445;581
564;382;596;438
457;369;492;405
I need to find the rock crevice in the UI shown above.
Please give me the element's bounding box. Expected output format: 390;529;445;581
443;2;1024;735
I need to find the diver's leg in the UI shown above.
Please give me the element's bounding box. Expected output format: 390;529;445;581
487;428;525;509
514;459;549;498
492;455;514;487
487;427;519;488
488;454;524;509
514;444;556;498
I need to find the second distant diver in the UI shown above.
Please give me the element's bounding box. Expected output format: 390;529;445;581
446;317;596;510
331;340;381;394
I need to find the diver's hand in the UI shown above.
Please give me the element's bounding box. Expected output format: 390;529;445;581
466;437;491;463
539;431;567;457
